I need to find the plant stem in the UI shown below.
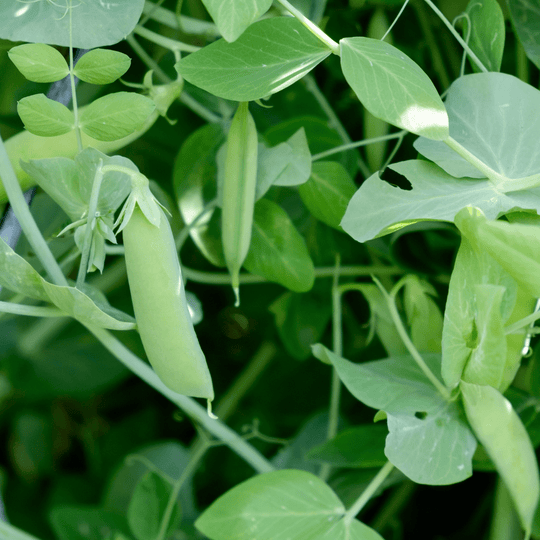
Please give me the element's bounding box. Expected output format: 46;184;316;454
176;198;218;251
134;25;200;53
87;325;275;474
371;480;416;532
311;132;405;162
374;276;451;400
0;301;64;317
516;40;529;84
76;161;104;287
422;0;487;73
68;5;83;154
275;0;339;54
0;134;67;286
343;461;395;524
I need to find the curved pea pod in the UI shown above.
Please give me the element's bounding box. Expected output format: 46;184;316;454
123;205;214;399
221;102;258;305
461;381;539;534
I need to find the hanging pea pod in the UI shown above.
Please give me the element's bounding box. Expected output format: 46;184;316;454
222;102;258;305
120;173;214;399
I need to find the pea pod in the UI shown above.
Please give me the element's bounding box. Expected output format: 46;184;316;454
123;204;214;399
222;102;258;305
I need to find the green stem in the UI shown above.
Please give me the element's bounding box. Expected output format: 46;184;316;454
505;310;540;335
0;134;67;286
375;276;451;400
176;198;218;251
68;5;83;154
0;301;64;317
311;132;405;162
76;161;104;288
343;461;395;524
422;0;488;73
134;25;200;53
303;75;371;179
87;324;275;474
516;39;529;84
320;257;343;481
371;480;416;532
275;0;339;54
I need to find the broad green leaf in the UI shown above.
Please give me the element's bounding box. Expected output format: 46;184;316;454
256;128;311;198
244;199;315;292
441;233;517;390
403;276;443;353
0;0;145;49
74;48;131;85
508;0;540;69
173;123;227;267
17;94;74;137
50;506;132;540
269;285;332;360
195;469;347;540
340;159;540;243
8;43;69;83
21;148;134;221
298;161;357;230
455;206;540;297
414;73;540;183
0;236;135;331
464;0;505;72
461;381;540;534
312;344;477;485
305;425;388;468
127;471;181;540
176;17;332;101
80;92;155;142
340;37;449;140
201;0;273;42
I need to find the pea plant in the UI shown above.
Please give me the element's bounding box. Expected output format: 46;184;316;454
0;0;540;539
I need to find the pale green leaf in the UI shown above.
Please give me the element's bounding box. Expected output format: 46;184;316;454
298;161;356;230
176;17;331;101
461;381;540;534
244;199;315;293
8;43;69;83
74;48;131;85
312;344;477;485
201;0;273;42
465;0;505;72
80;93;155;142
340;37;449;140
17;94;74;137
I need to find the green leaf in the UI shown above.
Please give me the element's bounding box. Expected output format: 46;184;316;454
340;37;449;140
173;123;227;267
176;17;332;101
80;92;155;142
441;232;518;391
8;43;69;83
461;381;540;534
74;48;131;85
201;0;273;42
403;276;443;353
414;73;540;182
256;128;312;198
17;94;74;137
0;236;135;331
269;286;332;360
195;469;346;539
21;148;134;221
464;0;505;72
305;425;388;468
244;199;315;293
312;344;477;485
49;506;132;540
455;207;540;297
0;0;145;49
340;159;540;243
298;161;356;230
508;0;540;69
127;471;181;540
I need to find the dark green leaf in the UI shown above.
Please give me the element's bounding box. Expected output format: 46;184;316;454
508;0;540;69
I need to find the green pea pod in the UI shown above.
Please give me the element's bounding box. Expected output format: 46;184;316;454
123;205;214;400
461;381;539;534
222;102;258;306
